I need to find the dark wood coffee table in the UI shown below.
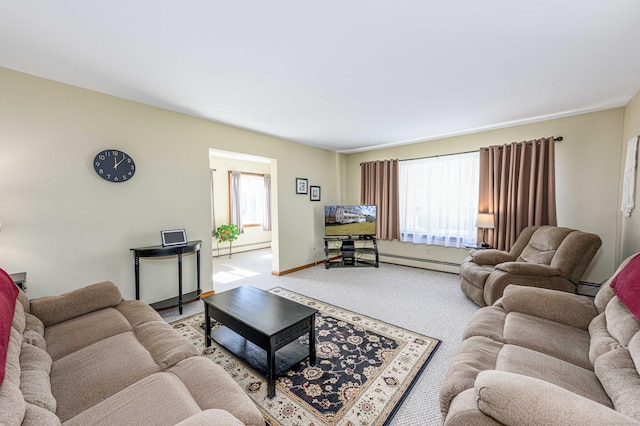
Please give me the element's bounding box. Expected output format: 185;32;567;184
202;286;318;398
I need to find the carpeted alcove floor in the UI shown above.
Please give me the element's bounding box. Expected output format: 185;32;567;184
159;249;479;425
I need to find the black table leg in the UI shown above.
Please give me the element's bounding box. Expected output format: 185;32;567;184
178;252;183;315
267;336;276;398
196;248;201;295
309;315;316;365
134;255;140;300
204;303;211;347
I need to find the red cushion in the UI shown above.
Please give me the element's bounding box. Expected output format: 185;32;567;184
0;268;19;386
610;254;640;321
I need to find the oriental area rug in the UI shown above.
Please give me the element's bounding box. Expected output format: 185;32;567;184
170;287;440;425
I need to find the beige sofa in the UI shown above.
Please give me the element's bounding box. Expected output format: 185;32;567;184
0;276;264;425
460;225;602;306
440;252;640;425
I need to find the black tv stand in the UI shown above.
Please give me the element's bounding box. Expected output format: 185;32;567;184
323;236;379;268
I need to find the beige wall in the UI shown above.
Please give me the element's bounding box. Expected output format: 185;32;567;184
620;90;640;262
0;65;633;299
345;109;625;283
0;67;340;299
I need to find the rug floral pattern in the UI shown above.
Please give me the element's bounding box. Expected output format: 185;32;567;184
171;288;440;425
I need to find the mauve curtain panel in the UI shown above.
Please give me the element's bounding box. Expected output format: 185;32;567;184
360;159;400;240
479;137;557;250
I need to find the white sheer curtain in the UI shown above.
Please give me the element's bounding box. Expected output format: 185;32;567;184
399;151;479;248
263;174;272;231
229;171;243;233
209;169;216;231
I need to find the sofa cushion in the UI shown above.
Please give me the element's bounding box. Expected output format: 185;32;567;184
44;307;132;362
475;371;637;425
51;331;160;422
167;357;265;426
133;321;199;369
462;307;508;342
439;336;504;416
595;346;640;421
503;313;592;370
0;268;19;386
589;313;622;365
495;262;560;277
495;344;612;408
24;403;61;425
605;298;640;348
62;372;202;426
0;380;27;425
517;227;572;265
501;285;597;329
20;343;55;413
610;253;640;321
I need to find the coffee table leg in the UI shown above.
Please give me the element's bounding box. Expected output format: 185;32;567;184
309;314;316;365
204;303;211;347
267;337;276;399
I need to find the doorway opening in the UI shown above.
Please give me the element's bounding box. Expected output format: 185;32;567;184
209;149;277;292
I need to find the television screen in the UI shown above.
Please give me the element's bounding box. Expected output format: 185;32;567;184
324;205;377;237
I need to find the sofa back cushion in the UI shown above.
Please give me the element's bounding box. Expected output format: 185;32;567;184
30;281;123;327
517;227;572;265
0;268;19;386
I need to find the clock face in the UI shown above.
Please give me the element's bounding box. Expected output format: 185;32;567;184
93;149;136;183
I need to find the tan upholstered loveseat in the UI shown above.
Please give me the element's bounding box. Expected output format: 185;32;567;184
0;273;263;425
440;252;640;425
460;225;602;306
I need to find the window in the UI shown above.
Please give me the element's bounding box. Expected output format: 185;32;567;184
237;173;266;226
399;151;479;247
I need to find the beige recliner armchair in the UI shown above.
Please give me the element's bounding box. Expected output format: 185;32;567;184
460;225;602;306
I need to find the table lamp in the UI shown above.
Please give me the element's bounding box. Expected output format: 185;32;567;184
476;213;494;248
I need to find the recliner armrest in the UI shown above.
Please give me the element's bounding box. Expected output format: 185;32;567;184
495;261;561;276
475;370;636;425
500;285;597;329
470;249;515;265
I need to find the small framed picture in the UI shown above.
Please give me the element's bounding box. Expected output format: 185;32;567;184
310;186;321;201
296;177;308;194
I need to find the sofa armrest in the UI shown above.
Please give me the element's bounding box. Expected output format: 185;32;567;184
30;281;123;327
495;262;561;277
500;285;597;329
470;250;515;266
175;409;244;426
475;371;637;425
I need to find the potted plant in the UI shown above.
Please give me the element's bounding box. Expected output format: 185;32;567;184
213;223;240;258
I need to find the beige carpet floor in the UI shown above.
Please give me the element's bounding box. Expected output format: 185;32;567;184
159;249;479;425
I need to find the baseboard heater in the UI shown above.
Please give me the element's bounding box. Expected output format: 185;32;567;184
378;252;461;268
379;252;603;292
215;241;271;250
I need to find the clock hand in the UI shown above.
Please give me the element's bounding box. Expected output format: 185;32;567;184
114;155;126;169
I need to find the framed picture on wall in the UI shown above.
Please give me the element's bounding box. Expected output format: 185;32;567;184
310;186;321;201
296;177;308;194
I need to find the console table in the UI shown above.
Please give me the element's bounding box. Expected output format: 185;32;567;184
324;236;379;268
130;240;202;314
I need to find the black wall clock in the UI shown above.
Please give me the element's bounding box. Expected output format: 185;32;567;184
93;149;136;182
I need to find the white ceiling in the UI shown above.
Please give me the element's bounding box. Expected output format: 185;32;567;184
1;1;640;153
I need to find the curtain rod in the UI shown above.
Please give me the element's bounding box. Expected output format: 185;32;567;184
360;136;563;164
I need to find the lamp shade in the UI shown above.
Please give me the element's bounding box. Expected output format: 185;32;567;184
476;213;495;229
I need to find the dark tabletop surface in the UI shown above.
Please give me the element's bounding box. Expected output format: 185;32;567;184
203;285;318;336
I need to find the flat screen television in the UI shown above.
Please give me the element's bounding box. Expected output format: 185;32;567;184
324;205;377;237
